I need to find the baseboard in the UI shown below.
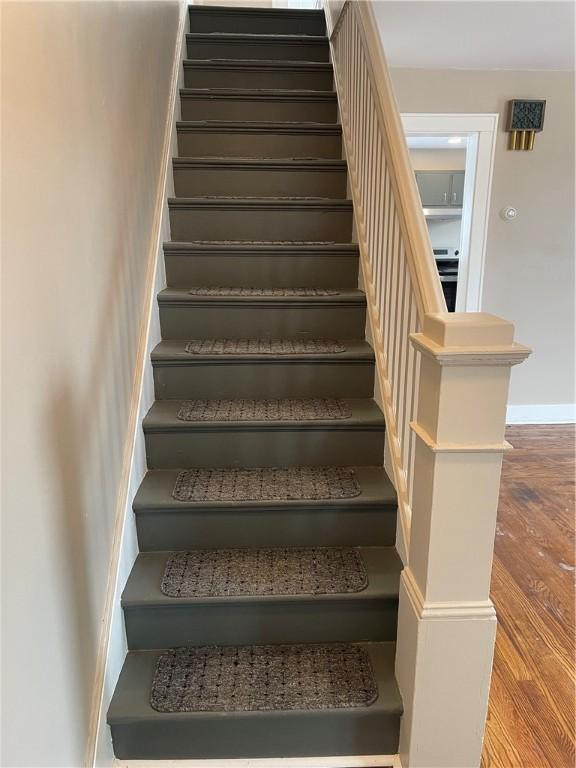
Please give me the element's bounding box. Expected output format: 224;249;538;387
506;403;576;424
113;757;400;768
86;4;189;766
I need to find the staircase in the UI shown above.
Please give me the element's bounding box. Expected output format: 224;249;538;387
107;4;403;760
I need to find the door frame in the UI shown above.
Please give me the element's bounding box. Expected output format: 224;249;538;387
401;113;499;312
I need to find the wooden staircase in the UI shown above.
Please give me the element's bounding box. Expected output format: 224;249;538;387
107;4;403;760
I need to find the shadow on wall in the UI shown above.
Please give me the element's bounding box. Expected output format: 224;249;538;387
41;124;165;756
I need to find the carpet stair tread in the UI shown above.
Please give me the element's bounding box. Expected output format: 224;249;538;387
158;287;365;305
143;398;384;431
122;546;401;607
134;465;395;513
108;642;402;726
151;338;373;363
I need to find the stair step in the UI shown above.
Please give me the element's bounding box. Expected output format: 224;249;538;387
168;197;353;242
163;241;359;289
134;466;397;550
183;59;334;90
122;546;401;649
107;641;401;759
157;288;366;340
151;338;374;399
143;398;385;469
177;120;343;159
186;32;330;62
180;87;338;122
172;157;347;198
188;6;326;36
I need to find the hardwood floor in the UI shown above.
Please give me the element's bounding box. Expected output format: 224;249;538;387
481;425;575;768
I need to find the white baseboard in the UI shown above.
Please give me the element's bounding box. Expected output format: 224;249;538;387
113;757;399;768
506;403;576;424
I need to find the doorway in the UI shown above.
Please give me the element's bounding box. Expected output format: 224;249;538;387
401;113;499;312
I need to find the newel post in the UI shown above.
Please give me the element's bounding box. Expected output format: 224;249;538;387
395;313;531;768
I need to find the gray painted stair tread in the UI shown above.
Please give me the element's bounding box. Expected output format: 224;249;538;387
187;32;328;42
143;398;383;431
183;59;333;70
168;196;351;204
108;641;401;722
172;157;347;169
134;466;396;512
180;87;336;98
177;119;342;132
163;241;358;254
188;6;325;18
151;338;373;363
158;287;365;305
122;546;401;607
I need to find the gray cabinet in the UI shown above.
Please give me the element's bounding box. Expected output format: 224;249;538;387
415;171;464;207
450;171;464;206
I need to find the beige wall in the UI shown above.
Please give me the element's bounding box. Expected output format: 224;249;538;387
391;67;575;409
1;2;180;765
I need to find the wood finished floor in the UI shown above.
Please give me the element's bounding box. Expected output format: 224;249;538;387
481;425;575;768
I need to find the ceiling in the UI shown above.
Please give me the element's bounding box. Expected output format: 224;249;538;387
372;1;575;71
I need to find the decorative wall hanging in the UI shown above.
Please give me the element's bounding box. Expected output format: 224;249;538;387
506;99;546;150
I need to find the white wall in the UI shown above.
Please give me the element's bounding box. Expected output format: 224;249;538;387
409;148;466;171
388;67;575;416
1;2;180;765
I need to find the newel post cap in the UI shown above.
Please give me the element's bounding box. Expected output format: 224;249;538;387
423;313;514;346
410;312;531;366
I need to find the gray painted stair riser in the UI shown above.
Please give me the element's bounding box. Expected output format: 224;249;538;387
153;360;375;400
188;7;326;36
158;304;366;340
180;90;337;122
186;34;330;62
135;505;398;551
177;124;343;159
124;599;398;650
163;252;359;289
107;644;401;759
168;202;353;242
183;62;334;91
144;428;385;469
172;161;347;199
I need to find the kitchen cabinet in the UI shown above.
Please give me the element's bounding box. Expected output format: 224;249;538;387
450;171;464;206
415;171;464;207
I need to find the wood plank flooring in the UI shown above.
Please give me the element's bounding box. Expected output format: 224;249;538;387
481;425;575;768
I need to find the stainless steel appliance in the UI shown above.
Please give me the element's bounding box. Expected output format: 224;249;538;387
433;248;459;312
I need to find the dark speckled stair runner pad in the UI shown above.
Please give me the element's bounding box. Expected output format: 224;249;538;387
172;466;360;501
177;398;352;421
161;547;368;598
150;644;378;713
184;338;346;354
188;287;339;296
